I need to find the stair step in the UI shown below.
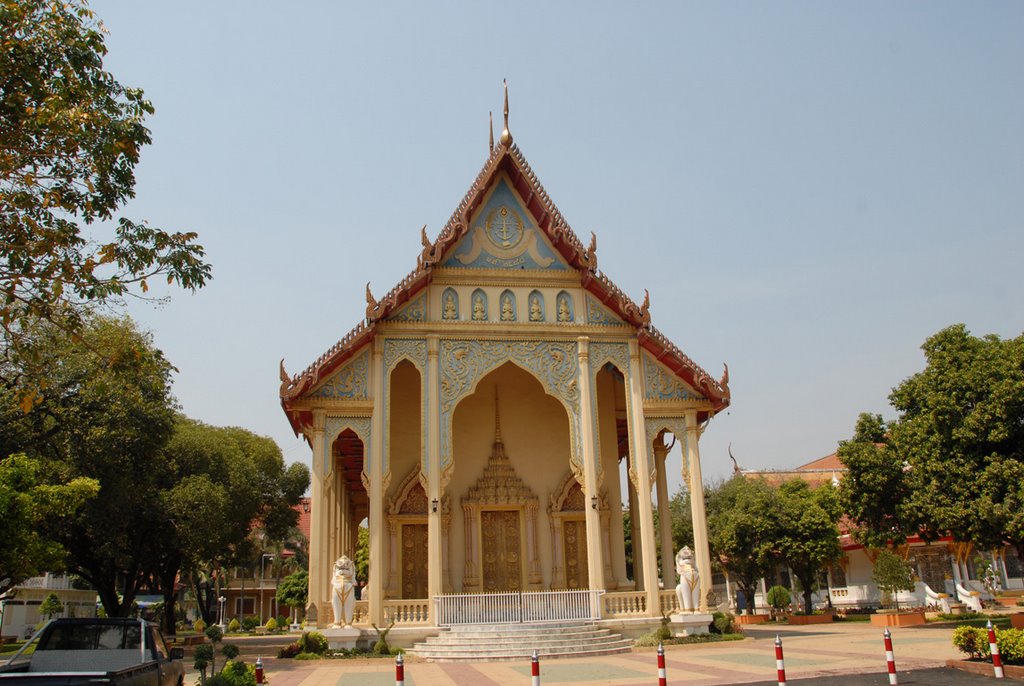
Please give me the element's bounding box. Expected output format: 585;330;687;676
409;621;632;662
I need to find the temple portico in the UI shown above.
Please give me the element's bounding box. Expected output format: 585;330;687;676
280;89;729;635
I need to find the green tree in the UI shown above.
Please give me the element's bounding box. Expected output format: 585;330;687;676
0;0;210;377
39;591;63;619
838;413;915;549
0;453;97;597
706;476;778;614
157;418;310;632
888;326;1023;556
773;479;842;615
276;569;307;624
356;525;369;582
871;549;915;611
1;315;178;617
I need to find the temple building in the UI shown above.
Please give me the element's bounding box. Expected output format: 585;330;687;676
279;89;730;636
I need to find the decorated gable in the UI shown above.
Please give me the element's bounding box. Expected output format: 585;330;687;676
443;176;569;271
642;351;702;402
309;348;370;400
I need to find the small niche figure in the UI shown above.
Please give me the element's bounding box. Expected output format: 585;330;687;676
443;292;457;320
500;294;515;321
472;293;486;321
529;295;543;322
557;297;572;322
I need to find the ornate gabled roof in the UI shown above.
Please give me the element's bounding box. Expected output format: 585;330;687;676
280;103;730;434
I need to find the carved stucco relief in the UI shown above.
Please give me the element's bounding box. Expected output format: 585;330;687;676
310;349;369;400
642;352;698;402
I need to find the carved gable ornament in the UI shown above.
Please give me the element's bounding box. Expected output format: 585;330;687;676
444;177;569;272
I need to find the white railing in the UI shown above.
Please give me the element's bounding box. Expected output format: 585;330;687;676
384;599;430;625
602;591;647;618
435;589;603;627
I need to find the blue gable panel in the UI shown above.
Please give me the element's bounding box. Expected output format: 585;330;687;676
443;178;569;271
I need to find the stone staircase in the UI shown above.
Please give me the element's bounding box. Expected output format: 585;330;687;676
409;621;633;662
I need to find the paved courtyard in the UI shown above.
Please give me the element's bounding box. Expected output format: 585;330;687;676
216;621;1008;685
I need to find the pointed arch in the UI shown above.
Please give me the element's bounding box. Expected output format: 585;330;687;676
439;339;580;485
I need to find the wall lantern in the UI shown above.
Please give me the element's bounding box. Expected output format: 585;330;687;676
590;495;598;510
431;498;439;513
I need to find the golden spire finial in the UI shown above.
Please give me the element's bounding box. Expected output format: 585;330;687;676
489;111;494;152
499;79;512;147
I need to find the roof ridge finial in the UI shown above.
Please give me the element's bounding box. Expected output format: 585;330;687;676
499;79;512;147
489;111;494;152
494;387;503;444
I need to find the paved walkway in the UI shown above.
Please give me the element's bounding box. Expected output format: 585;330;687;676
219;622;1001;685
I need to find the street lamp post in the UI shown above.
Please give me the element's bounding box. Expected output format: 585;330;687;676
260;554;274;625
218;595;226;631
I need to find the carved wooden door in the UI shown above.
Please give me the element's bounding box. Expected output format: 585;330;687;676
481;510;522;592
401;523;428;599
562;519;589;589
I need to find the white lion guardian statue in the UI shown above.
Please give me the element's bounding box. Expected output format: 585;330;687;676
331;555;357;628
675;546;700;612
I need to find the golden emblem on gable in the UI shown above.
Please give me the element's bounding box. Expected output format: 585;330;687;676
485;205;524;249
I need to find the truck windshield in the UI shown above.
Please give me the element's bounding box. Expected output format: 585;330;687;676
38;623;142;650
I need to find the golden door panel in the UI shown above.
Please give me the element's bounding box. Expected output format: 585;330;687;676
563;519;588;589
481;510;522;593
401;523;428;599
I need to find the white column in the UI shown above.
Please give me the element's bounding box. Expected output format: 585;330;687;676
655;441;676;590
368;345;386;625
627;340;660;616
576;337;606;591
307;411;327;626
685;409;713;612
426;336;443;623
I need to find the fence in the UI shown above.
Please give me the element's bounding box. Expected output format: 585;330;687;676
435;589;604;627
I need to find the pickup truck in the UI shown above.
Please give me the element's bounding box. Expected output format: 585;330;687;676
0;618;185;686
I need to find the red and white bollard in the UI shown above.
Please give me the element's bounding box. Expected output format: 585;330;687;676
254;656;264;684
775;635;787;686
987;620;1005;679
883;628;897;685
531;649;541;686
395;652;405;686
657;642;667;686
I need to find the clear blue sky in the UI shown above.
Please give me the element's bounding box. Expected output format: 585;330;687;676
95;1;1023;492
